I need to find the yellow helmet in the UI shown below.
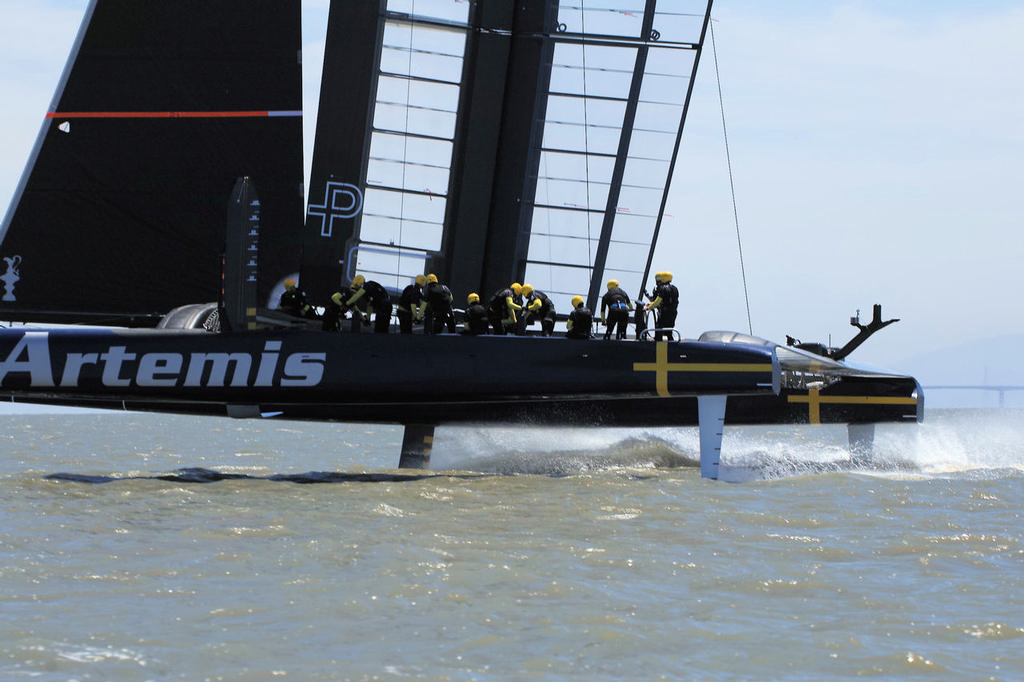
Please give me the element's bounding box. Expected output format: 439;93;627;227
511;282;522;295
654;272;664;283
571;295;584;308
521;283;533;296
427;273;438;284
283;279;296;291
350;275;365;289
661;271;673;283
415;275;426;286
607;279;619;290
467;293;480;305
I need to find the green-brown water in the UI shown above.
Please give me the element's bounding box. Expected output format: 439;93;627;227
2;409;1022;680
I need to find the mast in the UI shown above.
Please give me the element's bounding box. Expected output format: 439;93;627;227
300;0;385;304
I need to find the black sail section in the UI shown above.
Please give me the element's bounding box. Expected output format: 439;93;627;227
300;0;384;305
0;0;303;326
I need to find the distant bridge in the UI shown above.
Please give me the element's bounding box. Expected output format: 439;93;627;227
926;385;1024;408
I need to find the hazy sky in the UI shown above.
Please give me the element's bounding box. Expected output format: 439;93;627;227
1;0;1021;370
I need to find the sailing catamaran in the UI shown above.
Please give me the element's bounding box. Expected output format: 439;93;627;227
0;0;921;478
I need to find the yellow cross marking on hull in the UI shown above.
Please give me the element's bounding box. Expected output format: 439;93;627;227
632;342;773;397
787;389;918;424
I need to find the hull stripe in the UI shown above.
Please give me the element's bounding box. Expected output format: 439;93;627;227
633;342;773;397
788;389;918;424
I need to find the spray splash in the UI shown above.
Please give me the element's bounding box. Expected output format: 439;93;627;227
428;410;1024;481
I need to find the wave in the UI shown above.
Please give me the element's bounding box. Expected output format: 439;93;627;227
429;409;1024;481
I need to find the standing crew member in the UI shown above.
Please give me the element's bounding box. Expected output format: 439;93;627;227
344;275;392;333
521;284;556;337
645;271;679;341
423;274;456;334
600;279;633;340
487;284;522;335
462;293;489;335
397;275;426;334
565;295;593;340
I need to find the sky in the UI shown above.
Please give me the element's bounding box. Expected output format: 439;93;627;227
1;0;1022;377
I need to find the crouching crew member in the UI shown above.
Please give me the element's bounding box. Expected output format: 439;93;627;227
345;275;392;333
462;293;490;335
487;284;523;335
278;279;316;319
397;275;426;334
600;279;633;340
565;295;593;340
521;284;556;337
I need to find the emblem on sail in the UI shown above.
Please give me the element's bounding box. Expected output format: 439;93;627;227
1;255;21;302
307;181;363;238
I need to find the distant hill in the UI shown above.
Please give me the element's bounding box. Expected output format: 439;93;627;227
892;335;1024;408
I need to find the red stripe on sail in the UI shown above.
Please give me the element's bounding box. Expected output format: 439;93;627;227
46;111;301;119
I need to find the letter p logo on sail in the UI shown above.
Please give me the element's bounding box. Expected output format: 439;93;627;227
307;181;363;238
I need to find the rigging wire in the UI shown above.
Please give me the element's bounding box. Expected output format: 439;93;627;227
581;8;595;289
709;19;753;335
397;8;415;287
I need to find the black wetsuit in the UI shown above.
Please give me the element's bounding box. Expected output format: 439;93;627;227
279;287;313;318
397;283;424;334
424;281;455;334
652;281;679;341
601;287;631;340
348;280;391;333
487;288;516;335
566;305;593;340
462;302;489;335
525;290;556;337
321;298;343;332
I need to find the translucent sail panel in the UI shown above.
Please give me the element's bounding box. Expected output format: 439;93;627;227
384;0;471;25
556;1;709;45
356;9;468;290
522;207;600;306
531;41;633;309
523;3;707;309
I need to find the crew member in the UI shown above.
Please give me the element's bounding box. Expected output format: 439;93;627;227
645;271;679;341
634;275;657;340
321;291;345;332
511;282;527;335
397;275;426;334
278;279;315;319
565;295;593;340
600;279;633;340
423;274;456;334
521;284;556;337
487;284;523;335
462;293;489;335
344;275;392;333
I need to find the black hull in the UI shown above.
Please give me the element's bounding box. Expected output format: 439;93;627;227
0;327;919;428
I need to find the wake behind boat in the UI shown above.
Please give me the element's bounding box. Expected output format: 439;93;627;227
0;0;921;478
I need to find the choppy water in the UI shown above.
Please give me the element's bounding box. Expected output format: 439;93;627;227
1;408;1022;681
